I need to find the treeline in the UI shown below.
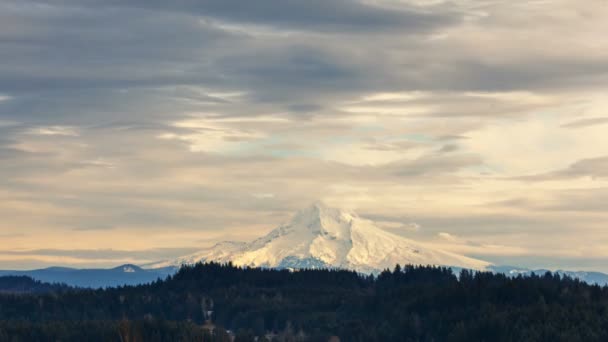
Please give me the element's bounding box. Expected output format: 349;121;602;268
0;275;71;294
0;319;232;342
1;263;608;341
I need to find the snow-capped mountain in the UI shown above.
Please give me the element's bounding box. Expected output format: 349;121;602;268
148;202;490;273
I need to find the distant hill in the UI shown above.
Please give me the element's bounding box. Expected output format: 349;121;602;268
0;264;177;288
488;265;608;286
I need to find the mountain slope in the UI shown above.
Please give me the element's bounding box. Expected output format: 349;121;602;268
150;202;490;272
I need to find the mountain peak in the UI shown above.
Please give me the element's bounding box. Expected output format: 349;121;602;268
112;264;143;273
148;203;491;272
294;201;354;221
289;201;356;236
299;200;334;215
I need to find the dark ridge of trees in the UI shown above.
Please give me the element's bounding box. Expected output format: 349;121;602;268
0;275;71;294
2;262;608;341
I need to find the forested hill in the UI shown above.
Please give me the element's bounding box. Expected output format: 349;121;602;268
2;263;608;341
0;275;71;294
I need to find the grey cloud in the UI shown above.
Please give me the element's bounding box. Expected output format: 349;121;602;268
0;248;199;260
0;6;232;87
388;153;482;177
543;189;608;213
436;135;470;141
561;117;608;129
438;59;608;92
0;146;30;160
363;212;567;237
0;233;25;238
415;214;577;237
214;46;363;103
183;151;483;183
287;104;323;113
488;189;608;213
0;1;453;128
363;139;420;151
28;0;459;33
71;222;117;232
438;144;459;153
518;156;608;181
1;0;605;132
484;197;534;209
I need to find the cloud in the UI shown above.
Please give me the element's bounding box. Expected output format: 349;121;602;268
26;126;79;136
363;139;421;152
0;248;199;261
438;232;459;242
432;232;527;257
438;144;459;153
251;193;275;199
374;219;421;233
1;0;608;271
387;153;482;177
0;233;25;238
488;188;608;214
518;156;608;181
28;0;459;33
561;117;608;129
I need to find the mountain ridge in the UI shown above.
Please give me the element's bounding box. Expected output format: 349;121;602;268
0;264;176;288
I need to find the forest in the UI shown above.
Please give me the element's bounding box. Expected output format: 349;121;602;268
0;276;70;294
1;262;608;341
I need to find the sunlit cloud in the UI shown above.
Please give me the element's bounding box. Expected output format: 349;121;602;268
25;126;79;137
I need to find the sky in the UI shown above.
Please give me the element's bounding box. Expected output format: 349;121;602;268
1;0;608;271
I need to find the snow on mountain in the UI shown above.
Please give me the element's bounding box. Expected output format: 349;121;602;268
154;241;247;267
148;202;490;272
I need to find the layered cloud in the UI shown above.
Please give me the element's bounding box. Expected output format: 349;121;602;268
1;0;608;270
